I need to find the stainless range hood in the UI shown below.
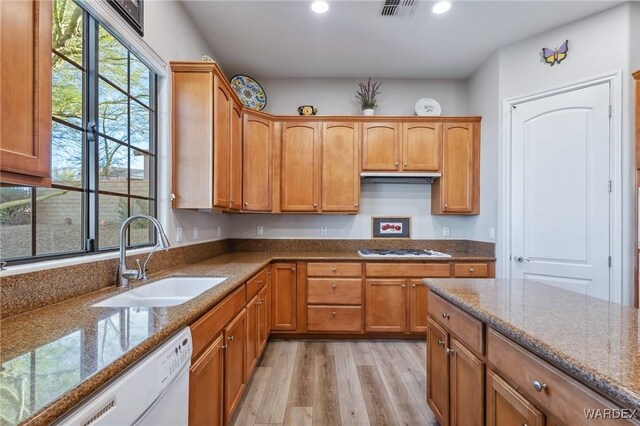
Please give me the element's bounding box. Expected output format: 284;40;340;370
360;172;441;184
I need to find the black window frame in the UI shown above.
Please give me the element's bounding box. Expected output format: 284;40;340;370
1;0;158;266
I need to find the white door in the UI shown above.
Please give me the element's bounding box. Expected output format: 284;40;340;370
510;82;611;301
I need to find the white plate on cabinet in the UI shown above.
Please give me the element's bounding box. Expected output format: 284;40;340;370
415;97;441;116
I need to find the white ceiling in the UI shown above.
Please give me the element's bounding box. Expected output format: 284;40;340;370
180;0;622;79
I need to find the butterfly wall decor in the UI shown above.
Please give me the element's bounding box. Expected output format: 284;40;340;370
542;40;569;66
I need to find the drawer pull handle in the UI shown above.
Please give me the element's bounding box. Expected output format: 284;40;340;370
532;380;547;392
412;284;416;287
402;284;406;288
442;313;450;319
228;335;234;341
332;284;337;289
332;312;336;316
469;268;475;273
445;348;454;356
221;344;228;349
332;268;337;272
437;339;445;346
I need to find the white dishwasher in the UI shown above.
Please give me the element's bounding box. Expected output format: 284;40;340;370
57;327;192;426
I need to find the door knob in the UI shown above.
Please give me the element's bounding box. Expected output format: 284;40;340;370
532;380;548;392
514;256;530;263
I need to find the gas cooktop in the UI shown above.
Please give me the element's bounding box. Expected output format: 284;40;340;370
357;249;451;258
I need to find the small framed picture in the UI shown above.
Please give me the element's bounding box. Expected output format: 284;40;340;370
372;217;411;239
108;0;144;36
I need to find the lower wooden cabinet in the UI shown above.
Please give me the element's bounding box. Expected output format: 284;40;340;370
486;369;545;426
409;280;428;333
271;263;297;330
365;279;407;332
224;308;247;423
189;333;225;426
427;317;450;425
257;280;270;353
246;295;259;377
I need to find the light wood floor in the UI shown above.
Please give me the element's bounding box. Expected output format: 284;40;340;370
230;340;438;426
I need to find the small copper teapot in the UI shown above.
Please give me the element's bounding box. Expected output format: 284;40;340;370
297;105;318;116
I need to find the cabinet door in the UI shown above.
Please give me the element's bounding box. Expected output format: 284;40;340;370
265;267;272;335
229;101;243;210
361;122;400;171
271;263;297;330
402;122;441;171
365;279;406;332
0;0;52;186
321;122;360;212
243;113;272;211
213;76;231;209
189;333;224;426
409;280;428;333
487;370;545;426
246;295;259;378
281;122;320;211
433;123;479;214
257;284;269;355
224;308;247;422
450;337;484;426
427;317;449;426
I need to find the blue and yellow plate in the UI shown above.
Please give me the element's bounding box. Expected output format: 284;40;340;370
230;75;267;111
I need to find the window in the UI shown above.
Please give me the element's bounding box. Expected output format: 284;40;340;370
0;0;157;263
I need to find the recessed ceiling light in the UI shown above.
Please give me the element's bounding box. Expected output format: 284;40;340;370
432;1;452;14
311;0;329;14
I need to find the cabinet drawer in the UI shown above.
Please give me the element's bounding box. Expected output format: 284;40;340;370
453;263;489;278
366;263;451;278
246;267;267;300
307;306;363;332
307;278;362;305
192;285;246;359
428;292;484;354
487;329;628;425
307;262;362;277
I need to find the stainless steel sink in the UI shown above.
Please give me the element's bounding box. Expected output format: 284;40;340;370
92;276;227;307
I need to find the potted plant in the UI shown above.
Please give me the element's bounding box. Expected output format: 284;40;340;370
356;78;382;116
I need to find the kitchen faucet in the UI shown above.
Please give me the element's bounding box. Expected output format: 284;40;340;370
117;214;170;288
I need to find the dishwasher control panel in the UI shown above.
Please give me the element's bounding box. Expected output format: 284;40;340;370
157;329;192;389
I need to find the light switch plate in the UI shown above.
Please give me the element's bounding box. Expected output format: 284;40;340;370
489;227;495;239
217;226;222;237
193;227;199;240
443;226;450;237
256;225;264;236
176;227;183;242
320;226;327;236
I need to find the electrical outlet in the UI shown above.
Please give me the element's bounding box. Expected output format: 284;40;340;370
489;227;495;239
443;226;450;237
217;226;222;237
320;226;327;236
176;227;183;242
256;225;264;236
193;227;199;240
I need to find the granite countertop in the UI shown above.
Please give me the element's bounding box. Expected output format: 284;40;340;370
423;278;640;412
0;250;494;425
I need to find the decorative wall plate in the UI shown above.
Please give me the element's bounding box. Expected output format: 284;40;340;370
415;97;442;116
230;75;267;111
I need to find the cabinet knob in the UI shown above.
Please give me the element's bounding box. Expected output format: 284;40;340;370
291;268;296;271
404;162;408;166
445;348;455;356
469;268;475;273
395;162;399;166
228;335;234;341
402;284;406;287
332;284;337;289
354;204;358;207
332;311;336;316
442;312;450;319
444;204;448;209
412;284;416;287
256;280;263;284
332;268;337;272
532;380;548;392
244;202;248;206
221;344;228;349
437;339;445;346
313;203;317;207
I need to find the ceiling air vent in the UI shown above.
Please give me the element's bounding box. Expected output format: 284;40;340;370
380;0;419;17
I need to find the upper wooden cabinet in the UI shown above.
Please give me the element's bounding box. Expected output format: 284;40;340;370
0;0;52;186
321;122;360;212
361;122;400;171
402;122;441;171
281;122;321;212
171;62;241;211
243;113;273;212
432;122;480;215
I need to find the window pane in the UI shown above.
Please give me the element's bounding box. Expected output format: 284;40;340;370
52;0;83;66
52;57;83;127
52;121;83;187
98;26;127;90
130;149;153;198
35;188;83;255
98;193;127;249
0;187;32;259
98;138;128;191
129;199;153;246
99;80;128;142
130;55;150;106
130;101;150;151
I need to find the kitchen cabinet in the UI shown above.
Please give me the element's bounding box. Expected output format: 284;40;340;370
246;266;270;377
257;273;271;353
361;122;401;171
271;262;297;330
281;122;321;212
245;294;259;377
171;62;242;211
189;333;225;426
243;112;273;212
449;337;484;426
402;122;441;171
486;370;545;426
0;0;52;186
365;279;407;332
321;122;360;212
409;279;428;333
427;317;449;425
224;308;247;423
432;122;480;214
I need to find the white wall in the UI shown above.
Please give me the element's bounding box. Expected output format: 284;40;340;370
143;1;231;246
259;78;469;116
